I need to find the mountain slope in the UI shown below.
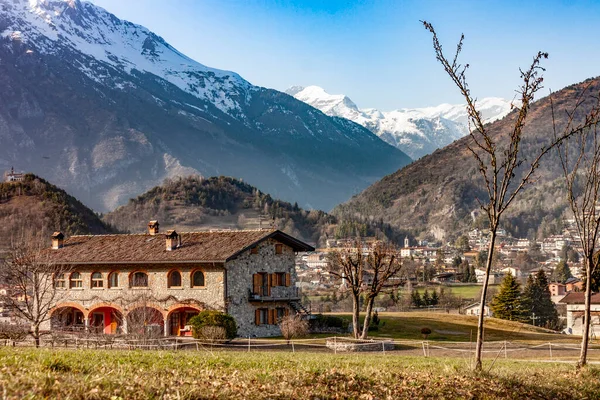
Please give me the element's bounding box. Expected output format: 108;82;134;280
288;85;512;159
0;0;411;212
0;174;114;252
333;77;600;241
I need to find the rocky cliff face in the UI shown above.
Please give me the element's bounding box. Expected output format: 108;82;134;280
0;0;410;212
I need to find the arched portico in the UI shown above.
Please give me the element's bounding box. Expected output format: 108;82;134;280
166;305;202;336
126;306;165;337
88;304;124;335
50;304;87;332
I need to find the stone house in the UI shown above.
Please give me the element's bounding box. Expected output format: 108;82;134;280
560;292;600;336
41;222;314;337
3;167;24;183
463;303;492;317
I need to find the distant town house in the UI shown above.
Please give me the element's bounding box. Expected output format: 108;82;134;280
40;222;313;337
560;292;600;336
3;167;24;183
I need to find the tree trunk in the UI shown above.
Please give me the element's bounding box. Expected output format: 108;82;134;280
33;324;40;348
351;292;361;339
360;296;376;339
474;228;497;371
578;259;593;368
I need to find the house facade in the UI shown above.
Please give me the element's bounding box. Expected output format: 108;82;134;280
560;292;600;336
41;223;314;337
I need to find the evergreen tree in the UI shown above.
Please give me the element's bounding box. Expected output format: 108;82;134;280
423;289;431;306
469;264;478;283
552;260;572;284
490;272;526;321
411;290;422;308
430;290;439;306
522;270;557;327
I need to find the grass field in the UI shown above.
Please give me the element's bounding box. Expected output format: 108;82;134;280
1;347;598;399
330;312;575;343
414;284;492;299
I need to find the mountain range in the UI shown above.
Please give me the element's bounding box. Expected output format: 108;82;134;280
333;77;600;242
287;85;513;159
0;0;410;212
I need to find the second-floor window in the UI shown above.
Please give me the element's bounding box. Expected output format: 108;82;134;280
91;272;103;288
108;272;119;288
70;272;82;288
252;272;270;297
168;270;182;287
130;271;148;287
191;270;205;288
54;273;66;288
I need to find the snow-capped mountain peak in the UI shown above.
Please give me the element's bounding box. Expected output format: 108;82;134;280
2;0;251;115
287;86;513;159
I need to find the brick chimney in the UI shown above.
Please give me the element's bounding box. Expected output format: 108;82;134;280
148;220;159;235
51;232;64;250
165;230;179;251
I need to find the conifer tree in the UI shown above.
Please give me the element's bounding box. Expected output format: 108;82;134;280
422;289;431;306
552;260;573;284
490;272;526;321
430;290;439;306
411;290;422;308
522;270;558;327
469;264;478;283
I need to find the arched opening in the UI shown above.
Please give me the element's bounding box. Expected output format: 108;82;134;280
51;306;85;332
91;272;104;288
126;307;163;337
108;271;119;288
191;270;205;288
167;306;200;336
129;271;148;287
168;270;182;288
88;306;123;334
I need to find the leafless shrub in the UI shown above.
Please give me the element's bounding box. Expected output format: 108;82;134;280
196;326;227;343
279;315;309;343
0;322;29;346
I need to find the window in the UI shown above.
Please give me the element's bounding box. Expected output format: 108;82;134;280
168;270;182;287
54;273;66;288
69;272;82;288
130;271;148;287
252;273;270;297
108;272;119;288
250;247;258;254
275;244;283;254
191;270;205;287
91;272;103;288
276;307;287;321
274;272;285;286
255;308;268;325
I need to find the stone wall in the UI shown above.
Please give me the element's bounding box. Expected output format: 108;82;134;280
42;263;226;331
226;238;298;337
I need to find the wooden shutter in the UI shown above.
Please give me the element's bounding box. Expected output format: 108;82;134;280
284;308;290;317
268;309;275;325
253;274;261;295
285;273;291;287
270;273;278;287
266;274;272;296
255;309;260;325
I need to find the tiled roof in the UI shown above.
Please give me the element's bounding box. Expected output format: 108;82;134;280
559;292;600;304
42;229;314;264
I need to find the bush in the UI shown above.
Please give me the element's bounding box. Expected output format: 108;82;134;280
279;315;309;342
312;314;349;331
0;323;29;344
420;327;432;339
188;311;237;340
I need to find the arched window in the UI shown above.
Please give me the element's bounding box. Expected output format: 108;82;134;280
108;271;119;288
130;271;148;287
91;272;103;288
191;270;205;288
70;272;82;288
168;270;182;288
54;273;66;288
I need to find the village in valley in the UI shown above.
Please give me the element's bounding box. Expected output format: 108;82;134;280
4;0;600;398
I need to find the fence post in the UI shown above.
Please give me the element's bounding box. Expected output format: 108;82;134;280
549;342;553;360
504;341;507;359
248;336;251;352
291;340;295;353
422;341;427;357
382;341;385;355
334;336;337;354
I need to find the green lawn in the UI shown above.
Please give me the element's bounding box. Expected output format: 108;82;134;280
415;284;491;299
1;347;599;399
330;311;575;343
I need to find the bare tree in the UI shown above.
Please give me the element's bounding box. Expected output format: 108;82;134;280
327;239;366;339
422;21;599;371
0;233;70;347
278;315;309;344
554;95;600;368
360;242;403;339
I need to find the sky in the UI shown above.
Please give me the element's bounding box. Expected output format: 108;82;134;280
89;0;600;110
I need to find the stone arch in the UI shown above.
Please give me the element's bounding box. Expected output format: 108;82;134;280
50;302;87;317
166;304;203;336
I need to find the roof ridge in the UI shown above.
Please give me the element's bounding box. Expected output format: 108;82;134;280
70;228;276;238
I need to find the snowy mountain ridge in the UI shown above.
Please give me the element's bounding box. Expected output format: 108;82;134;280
288;85;514;159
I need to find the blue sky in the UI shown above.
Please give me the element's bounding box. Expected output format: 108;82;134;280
90;0;600;110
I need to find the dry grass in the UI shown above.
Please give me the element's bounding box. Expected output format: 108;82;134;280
1;347;599;399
